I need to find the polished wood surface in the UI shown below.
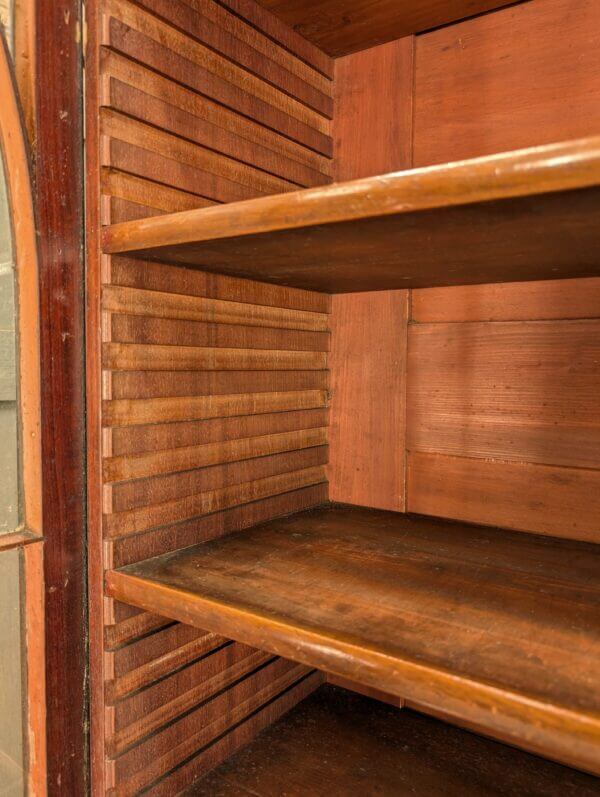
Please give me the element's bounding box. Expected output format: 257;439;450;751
103;136;600;292
254;1;515;56
35;0;87;792
333;38;414;180
328;292;407;511
191;686;600;796
107;505;600;774
414;0;600;166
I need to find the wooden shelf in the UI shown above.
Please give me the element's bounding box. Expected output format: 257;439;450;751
102;137;600;293
107;505;600;774
189;686;600;796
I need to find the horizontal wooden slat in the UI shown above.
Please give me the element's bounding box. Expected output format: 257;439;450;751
105;197;165;225
106;140;238;204
408;451;600;542
104;390;328;427
111;620;208;673
217;0;333;78
100;49;332;178
407;320;600;470
103;0;330;135
105;611;174;650
103;342;327;371
102;108;296;197
143;672;321;797
411;277;600;323
114;662;313;796
110;484;329;568
106;631;227;703
109;257;331;314
103;464;327;537
132;0;333;118
181;0;331;93
109;314;330;351
104;78;329;191
103;285;329;331
109;649;272;756
104;427;328;482
101;169;214;214
109;447;328;513
107;370;329;400
109;407;329;454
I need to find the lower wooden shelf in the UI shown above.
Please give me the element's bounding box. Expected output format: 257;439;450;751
106;505;600;774
186;685;599;796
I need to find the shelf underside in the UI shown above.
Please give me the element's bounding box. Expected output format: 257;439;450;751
107;505;600;774
190;686;600;796
102;137;600;292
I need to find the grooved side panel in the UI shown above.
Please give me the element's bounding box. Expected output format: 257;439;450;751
328;291;408;512
98;0;333;224
100;257;330;793
89;0;332;791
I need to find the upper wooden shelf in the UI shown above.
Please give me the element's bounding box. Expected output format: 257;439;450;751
107;504;600;775
102;137;600;293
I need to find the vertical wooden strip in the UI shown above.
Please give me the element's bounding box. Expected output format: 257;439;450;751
36;0;87;793
333;37;414;181
328;291;408;512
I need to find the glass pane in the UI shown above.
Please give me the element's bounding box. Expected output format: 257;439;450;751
0;548;24;796
0;140;19;534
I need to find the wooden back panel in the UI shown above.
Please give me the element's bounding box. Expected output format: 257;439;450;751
329;0;600;541
406;0;600;540
89;0;332;791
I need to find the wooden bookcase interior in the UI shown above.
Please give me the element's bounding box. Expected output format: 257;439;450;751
87;0;600;792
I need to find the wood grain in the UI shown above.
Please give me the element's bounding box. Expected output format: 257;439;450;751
103;389;328;426
333;37;414;181
36;0;87;791
408;451;600;543
407;320;600;470
414;0;600;166
102;136;600;292
328;291;407;511
253;0;515;56
102;342;327;371
412;277;600;323
103;465;327;537
103;285;329;331
90;0;332;790
104;427;328;482
106;504;600;774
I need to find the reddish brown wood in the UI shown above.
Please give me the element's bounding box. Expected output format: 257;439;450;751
414;0;600;166
333;37;414;180
106;504;600;774
407;320;600;471
408;451;600;542
328;291;408;511
35;0;87;793
102;136;600;292
253;0;516;56
412;277;600;323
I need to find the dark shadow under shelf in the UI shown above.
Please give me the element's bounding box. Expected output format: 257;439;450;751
186;685;600;796
102;137;600;292
107;504;600;774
